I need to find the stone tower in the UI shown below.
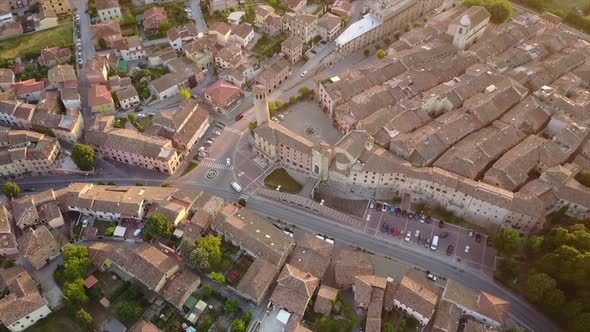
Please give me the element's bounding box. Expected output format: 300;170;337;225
453;15;471;50
253;84;269;125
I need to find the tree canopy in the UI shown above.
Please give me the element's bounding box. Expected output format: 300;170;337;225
71;144;96;171
144;213;173;240
179;87;191;100
461;0;512;24
225;298;240;315
198;234;222;264
493;228;522;256
63;279;89;309
1;182;20;198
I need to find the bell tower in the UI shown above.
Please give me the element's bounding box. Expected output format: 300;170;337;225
253;85;269;125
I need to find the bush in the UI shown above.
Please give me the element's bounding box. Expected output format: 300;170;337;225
238;198;247;207
376;49;387;59
210;272;226;284
1;182;20;198
105;226;116;236
0;258;15;269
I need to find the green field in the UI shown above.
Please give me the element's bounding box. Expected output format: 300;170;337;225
264;168;303;193
543;0;586;12
0;23;73;58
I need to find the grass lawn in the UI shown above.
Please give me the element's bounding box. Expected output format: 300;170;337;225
27;309;82;332
264;168;302;193
543;0;585;12
182;161;198;176
0;23;73;58
252;34;286;57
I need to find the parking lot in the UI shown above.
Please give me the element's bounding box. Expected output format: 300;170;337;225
364;204;496;273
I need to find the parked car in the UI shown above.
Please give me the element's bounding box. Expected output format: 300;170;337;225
213;130;221;136
381;203;387;212
369;201;375;209
408;212;415;220
391;227;397;236
426;273;436;281
487;236;492;247
198;152;207;157
82;219;88;228
447;245;454;256
226;158;231;167
414;230;420;237
425;216;432;224
389;205;395;214
468;230;474;237
198;146;206;151
439;220;445;228
23;187;35;192
278;114;285;120
405;231;411;241
425;238;431;248
439;231;449;239
271;117;279;122
475;233;482;243
375;202;382;211
300;70;308;77
235;113;244;121
465;245;470;253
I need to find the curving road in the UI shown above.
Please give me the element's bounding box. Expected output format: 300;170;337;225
16;174;557;332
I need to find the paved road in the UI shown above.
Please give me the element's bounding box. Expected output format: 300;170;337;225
15;174;557;332
189;0;208;33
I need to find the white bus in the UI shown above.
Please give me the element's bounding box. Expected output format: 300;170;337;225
230;182;242;193
430;235;439;251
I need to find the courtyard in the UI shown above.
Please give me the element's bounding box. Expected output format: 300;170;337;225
278;101;343;145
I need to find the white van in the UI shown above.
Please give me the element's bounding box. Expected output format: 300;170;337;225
430;235;439;251
230;182;242;193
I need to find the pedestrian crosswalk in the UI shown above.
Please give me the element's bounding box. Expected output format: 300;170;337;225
200;161;234;171
224;127;244;135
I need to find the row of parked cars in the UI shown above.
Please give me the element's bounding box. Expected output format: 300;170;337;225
370;201;433;224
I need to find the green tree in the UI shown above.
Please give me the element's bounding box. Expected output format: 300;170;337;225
340;16;348;28
225;298;240;315
1;182;20;198
289;95;297;103
525;235;544;257
63;244;88;261
238;198;247;207
493;228;522;256
248;122;258;133
572;313;590;332
159;21;173;32
268;101;277;113
0;258;15;269
524;273;557;304
404;23;411;32
382;321;394;332
0;58;15;69
179;87;191;100
496;257;518;281
143;213;173;240
210;272;225;284
364;49;370;57
76;308;93;329
202;283;212;296
241;311;253;325
399;319;407;332
189;247;211;271
298;86;310;96
98;38;107;50
488;0;512;24
274;100;283;109
71;144;96;171
63;279;88;309
376;49;387;59
542;287;566;314
198;234;222;264
118;301;142;323
64;255;91;281
231;319;245;332
127;113;137;123
161;182;170;187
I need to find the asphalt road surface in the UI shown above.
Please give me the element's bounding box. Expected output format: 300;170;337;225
16;175;558;332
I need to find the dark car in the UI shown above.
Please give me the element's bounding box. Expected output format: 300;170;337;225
381;223;388;233
401;210;407;217
487;236;492;247
475;233;482;243
376;202;382;211
447;245;454;256
439;231;449;239
425;216;432;224
235;113;244;121
408;212;415;220
23;187;36;192
439;220;445;228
